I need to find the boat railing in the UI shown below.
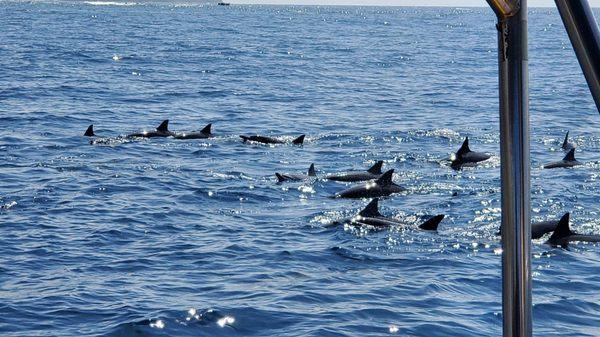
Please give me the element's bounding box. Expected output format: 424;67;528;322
483;1;600;336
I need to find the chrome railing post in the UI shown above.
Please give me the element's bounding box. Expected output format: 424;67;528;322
555;0;600;114
485;1;532;336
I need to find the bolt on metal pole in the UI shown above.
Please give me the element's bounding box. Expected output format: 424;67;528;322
485;1;532;337
554;0;600;114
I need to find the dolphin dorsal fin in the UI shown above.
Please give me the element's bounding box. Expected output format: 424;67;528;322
275;173;286;183
359;198;381;217
308;163;316;176
367;160;384;174
419;214;445;231
292;134;305;145
84;124;94;137
456;137;471;157
375;169;394;185
563;148;576;162
549;212;572;242
201;123;212;134
562;131;569;149
156;120;169;132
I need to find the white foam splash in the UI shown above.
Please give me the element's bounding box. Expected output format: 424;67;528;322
150;319;165;329
217;316;234;327
298;185;315;194
1;201;17;210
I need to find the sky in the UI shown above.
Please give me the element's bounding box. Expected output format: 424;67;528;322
228;0;600;6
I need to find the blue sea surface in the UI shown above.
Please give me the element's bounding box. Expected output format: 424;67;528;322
1;1;599;336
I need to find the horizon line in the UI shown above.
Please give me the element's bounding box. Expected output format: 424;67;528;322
225;0;600;9
25;0;600;8
228;3;575;7
224;0;599;7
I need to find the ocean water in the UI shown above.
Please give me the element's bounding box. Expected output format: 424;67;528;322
1;1;599;336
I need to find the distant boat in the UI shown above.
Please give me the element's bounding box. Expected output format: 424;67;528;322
217;2;230;5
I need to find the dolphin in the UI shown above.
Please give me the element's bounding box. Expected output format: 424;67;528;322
328;198;445;230
127;120;174;138
531;217;562;239
84;125;95;137
174;123;212;139
547;213;600;248
333;169;405;199
496;213;566;239
326;161;384;182
240;134;305;145
543;148;582;169
275;164;316;182
450;137;491;170
561;131;575;151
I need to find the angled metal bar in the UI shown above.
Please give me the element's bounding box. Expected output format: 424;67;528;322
485;1;532;337
487;0;520;19
555;0;600;114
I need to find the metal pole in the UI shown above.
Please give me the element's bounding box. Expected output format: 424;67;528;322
485;1;532;336
555;0;600;114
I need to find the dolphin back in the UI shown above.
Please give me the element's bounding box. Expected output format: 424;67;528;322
375;169;394;186
563;148;576;162
562;131;570;149
200;123;212;134
548;213;572;247
456;137;471;157
292;134;305;145
544;149;581;169
308;163;316;176
327;172;378;182
84;124;94;137
418;214;445;231
157;120;169;132
367;161;384;174
358;198;381;217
